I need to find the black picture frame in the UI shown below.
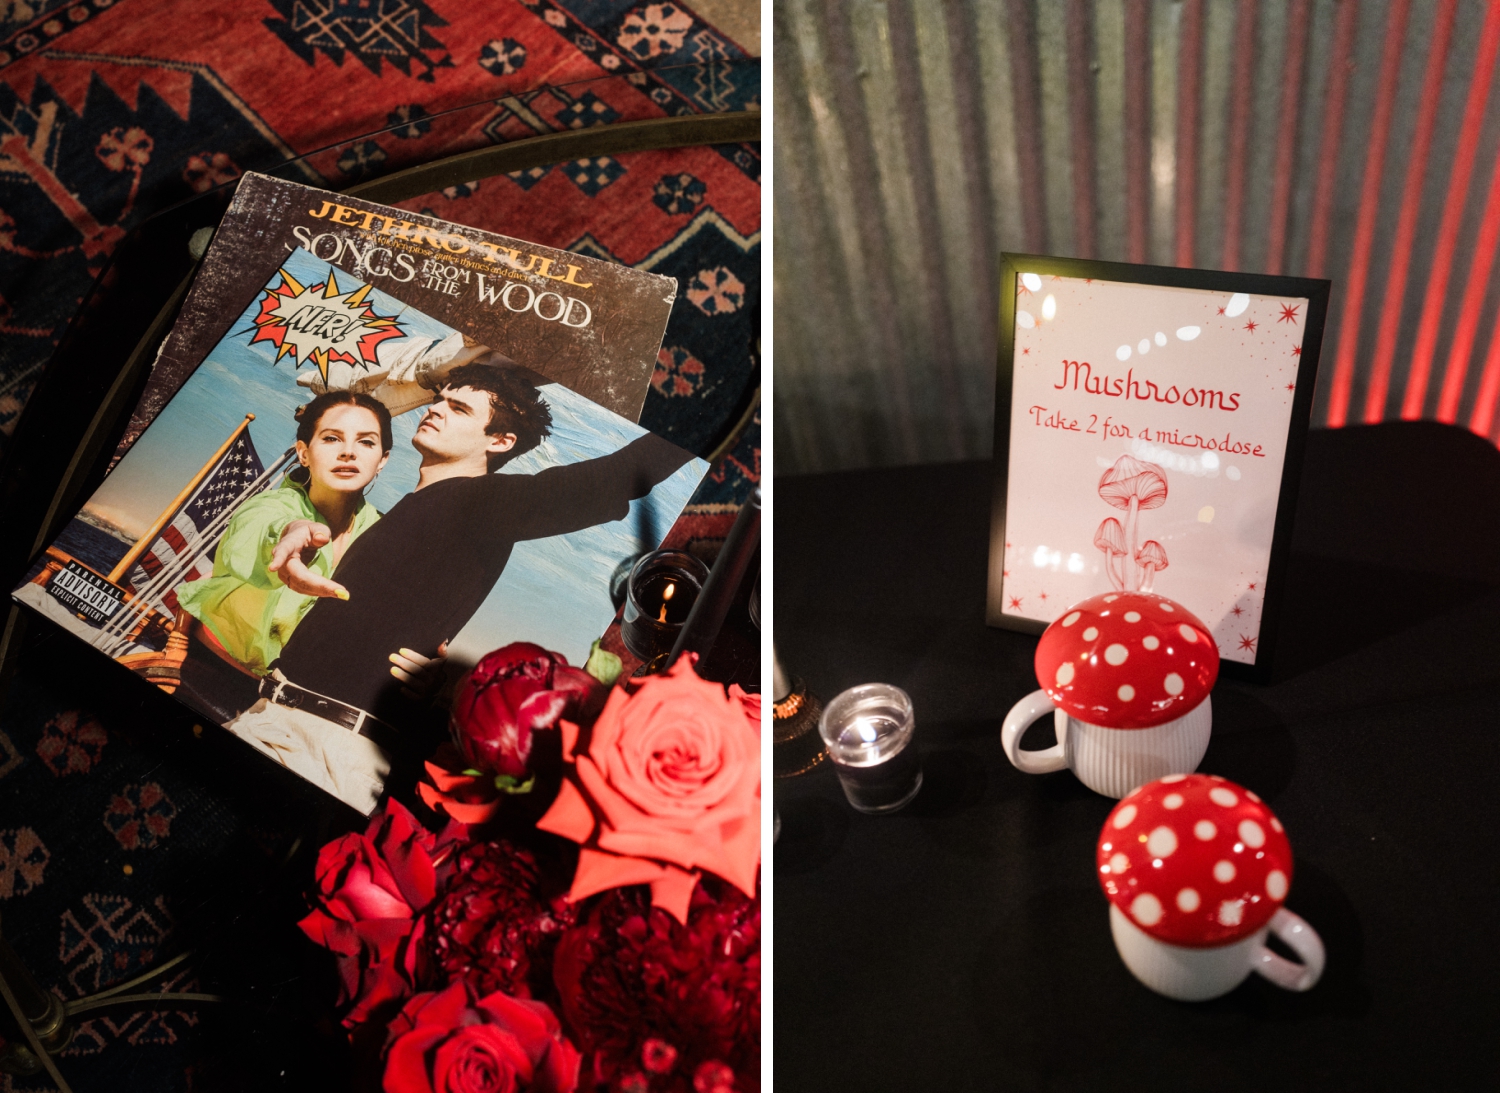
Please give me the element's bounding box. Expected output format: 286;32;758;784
986;253;1329;683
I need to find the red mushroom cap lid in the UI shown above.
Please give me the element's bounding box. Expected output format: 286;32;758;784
1034;591;1218;729
1097;774;1293;948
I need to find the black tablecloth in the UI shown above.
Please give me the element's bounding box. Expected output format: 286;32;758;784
773;421;1500;1092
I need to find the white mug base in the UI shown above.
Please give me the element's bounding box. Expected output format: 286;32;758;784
1110;904;1325;1001
1066;699;1212;798
1001;689;1212;798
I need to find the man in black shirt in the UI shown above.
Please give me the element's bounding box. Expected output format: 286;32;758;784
224;357;694;812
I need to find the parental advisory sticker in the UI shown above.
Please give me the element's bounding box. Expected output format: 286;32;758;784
47;561;124;625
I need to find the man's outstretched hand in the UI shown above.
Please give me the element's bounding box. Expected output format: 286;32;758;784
270;519;349;600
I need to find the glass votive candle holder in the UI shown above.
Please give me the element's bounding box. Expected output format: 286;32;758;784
818;683;923;814
621;549;708;661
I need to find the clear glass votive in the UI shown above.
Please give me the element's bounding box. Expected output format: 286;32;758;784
818;683;923;814
621;550;709;661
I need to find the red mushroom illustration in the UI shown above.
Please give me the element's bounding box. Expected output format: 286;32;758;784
1097;773;1293;948
1094;518;1127;591
1136;540;1168;593
1098;455;1167;591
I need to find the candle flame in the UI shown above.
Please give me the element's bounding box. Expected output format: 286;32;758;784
658;581;675;623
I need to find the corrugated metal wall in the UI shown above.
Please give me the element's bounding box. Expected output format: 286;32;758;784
773;0;1500;473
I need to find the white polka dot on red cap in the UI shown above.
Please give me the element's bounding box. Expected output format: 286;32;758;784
1270;817;1284;833
1118;684;1135;701
1105;643;1129;666
1163;793;1183;809
1104;594;1119;602
1131;893;1164;926
1217;899;1245;927
1178;624;1198;643
1146;826;1178;858
1142;635;1160;650
1083;626;1099;641
1062;611;1081;626
1160;773;1186;783
1239;819;1266;848
1213;860;1235;883
1176;888;1200;912
1163;672;1184;695
1266;870;1288;900
1209;787;1238;807
1125;611;1141;622
1055;661;1075;686
1109;852;1129;873
1112;804;1137;829
1159;602;1175;612
1194;820;1216;840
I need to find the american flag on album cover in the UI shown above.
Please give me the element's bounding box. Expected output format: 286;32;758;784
125;431;267;617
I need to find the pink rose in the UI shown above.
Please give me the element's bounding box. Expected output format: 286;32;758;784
452;644;598;781
537;659;760;923
298;800;437;1026
382;982;580;1093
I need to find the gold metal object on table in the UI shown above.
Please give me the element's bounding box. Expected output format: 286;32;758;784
773;674;826;777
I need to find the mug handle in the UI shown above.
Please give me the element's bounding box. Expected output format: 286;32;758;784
1001;688;1069;774
1252;907;1325;991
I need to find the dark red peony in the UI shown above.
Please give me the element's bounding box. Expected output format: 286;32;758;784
553;879;759;1093
382;981;581;1093
421;838;576;1001
451;643;598;782
298;799;437;1027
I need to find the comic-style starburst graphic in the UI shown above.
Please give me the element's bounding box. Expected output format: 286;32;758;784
248;265;405;381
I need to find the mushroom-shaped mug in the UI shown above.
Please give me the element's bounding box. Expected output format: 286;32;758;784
1098;774;1325;1000
1001;591;1218;798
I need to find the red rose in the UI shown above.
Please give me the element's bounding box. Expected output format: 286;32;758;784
727;685;760;735
537;660;760;923
298;800;438;1026
383;981;580;1093
452;644;598;781
421;839;576;1000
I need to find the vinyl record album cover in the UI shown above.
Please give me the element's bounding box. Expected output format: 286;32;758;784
15;177;705;814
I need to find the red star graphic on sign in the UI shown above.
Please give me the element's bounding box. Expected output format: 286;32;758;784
1286;383;1296;391
1003;570;1011;578
1017;282;1032;295
1231;605;1243;616
1247;582;1257;591
1238;635;1257;652
1039;591;1049;601
1022;347;1030;355
1292;345;1302;356
1085;278;1093;284
1244;319;1258;333
1217;306;1226;315
1277;303;1300;324
1009;596;1023;609
1052;275;1062;281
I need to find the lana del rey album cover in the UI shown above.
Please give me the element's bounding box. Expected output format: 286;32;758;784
13;173;707;815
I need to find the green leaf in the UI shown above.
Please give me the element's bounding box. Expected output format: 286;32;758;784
584;639;623;686
494;773;536;795
460;769;484;778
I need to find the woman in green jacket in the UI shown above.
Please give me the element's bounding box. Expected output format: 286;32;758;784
175;390;392;720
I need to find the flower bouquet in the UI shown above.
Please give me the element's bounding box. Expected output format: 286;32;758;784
298;643;761;1093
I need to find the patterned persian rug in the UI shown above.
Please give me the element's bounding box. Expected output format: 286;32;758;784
0;3;757;1089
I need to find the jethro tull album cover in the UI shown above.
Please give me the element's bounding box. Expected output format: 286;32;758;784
14;175;706;815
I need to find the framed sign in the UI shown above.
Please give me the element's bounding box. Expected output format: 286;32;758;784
987;254;1329;681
